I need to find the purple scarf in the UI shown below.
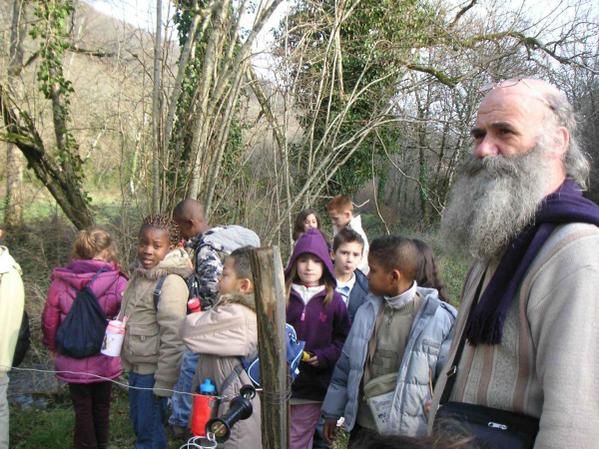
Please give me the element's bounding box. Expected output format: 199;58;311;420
465;178;599;345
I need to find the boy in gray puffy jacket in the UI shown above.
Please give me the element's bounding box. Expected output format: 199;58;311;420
321;236;456;445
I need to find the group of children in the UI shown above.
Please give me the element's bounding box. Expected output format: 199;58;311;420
40;194;456;449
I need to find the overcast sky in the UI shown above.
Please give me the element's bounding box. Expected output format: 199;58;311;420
84;0;287;76
84;0;172;30
83;0;596;77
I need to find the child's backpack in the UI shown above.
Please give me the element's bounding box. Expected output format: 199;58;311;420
153;273;202;313
189;225;261;309
191;226;261;263
55;272;108;359
220;323;305;392
12;310;30;367
153;225;261;311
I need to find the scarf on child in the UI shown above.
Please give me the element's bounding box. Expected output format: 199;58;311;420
465;178;599;345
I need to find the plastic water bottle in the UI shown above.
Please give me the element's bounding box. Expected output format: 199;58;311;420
191;378;218;437
101;319;126;357
187;297;202;313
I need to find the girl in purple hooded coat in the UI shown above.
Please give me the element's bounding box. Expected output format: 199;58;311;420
42;227;128;449
286;229;350;449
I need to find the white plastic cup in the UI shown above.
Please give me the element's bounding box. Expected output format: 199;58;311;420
101;319;126;357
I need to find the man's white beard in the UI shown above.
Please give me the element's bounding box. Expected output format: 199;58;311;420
441;144;554;261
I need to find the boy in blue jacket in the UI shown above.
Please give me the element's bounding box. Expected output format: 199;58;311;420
321;236;456;445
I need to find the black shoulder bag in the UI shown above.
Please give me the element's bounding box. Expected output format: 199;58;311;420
434;275;539;449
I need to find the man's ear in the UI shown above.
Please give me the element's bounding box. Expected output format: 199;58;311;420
555;126;569;156
542;125;569;158
330;250;336;261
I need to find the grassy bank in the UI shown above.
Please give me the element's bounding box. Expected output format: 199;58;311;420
10;389;350;449
9;386;195;449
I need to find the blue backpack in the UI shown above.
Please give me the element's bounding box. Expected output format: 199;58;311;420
221;323;305;391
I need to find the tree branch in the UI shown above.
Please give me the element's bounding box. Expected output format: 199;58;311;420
448;0;477;29
68;45;116;57
403;62;458;87
460;31;599;74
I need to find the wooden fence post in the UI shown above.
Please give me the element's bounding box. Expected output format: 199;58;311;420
250;246;288;449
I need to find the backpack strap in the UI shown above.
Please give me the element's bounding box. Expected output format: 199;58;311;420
220;361;246;397
82;267;110;297
153;275;167;310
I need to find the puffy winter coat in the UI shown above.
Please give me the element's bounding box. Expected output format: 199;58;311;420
286;229;351;401
188;225;260;306
42;259;128;384
182;293;261;449
321;287;456;437
119;248;192;396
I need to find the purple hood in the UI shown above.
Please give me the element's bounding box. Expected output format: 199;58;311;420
285;229;336;287
51;259;124;293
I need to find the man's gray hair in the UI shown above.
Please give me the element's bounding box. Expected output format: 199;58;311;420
544;89;591;189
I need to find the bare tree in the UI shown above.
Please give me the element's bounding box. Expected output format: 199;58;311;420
4;0;27;229
152;0;163;213
155;0;284;217
244;0;599;241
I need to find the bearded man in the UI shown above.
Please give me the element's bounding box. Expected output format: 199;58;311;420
429;79;599;449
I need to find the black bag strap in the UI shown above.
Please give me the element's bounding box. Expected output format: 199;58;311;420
85;267;109;291
220;361;246;397
153;275;167;310
440;270;486;405
79;268;110;307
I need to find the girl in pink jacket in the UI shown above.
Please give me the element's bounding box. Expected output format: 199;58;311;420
42;227;128;449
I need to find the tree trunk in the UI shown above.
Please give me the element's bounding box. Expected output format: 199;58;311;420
4;0;26;229
152;0;163;213
0;85;94;230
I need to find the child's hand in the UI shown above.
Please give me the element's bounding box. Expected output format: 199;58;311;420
323;417;338;443
423;398;432;417
305;354;319;366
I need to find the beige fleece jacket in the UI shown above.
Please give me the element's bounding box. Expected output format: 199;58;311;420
120;248;192;396
182;293;261;449
430;223;599;449
0;247;24;376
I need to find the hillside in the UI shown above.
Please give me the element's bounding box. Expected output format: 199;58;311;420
0;0;179;197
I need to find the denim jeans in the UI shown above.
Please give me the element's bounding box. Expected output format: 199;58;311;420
168;350;199;428
128;372;168;449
